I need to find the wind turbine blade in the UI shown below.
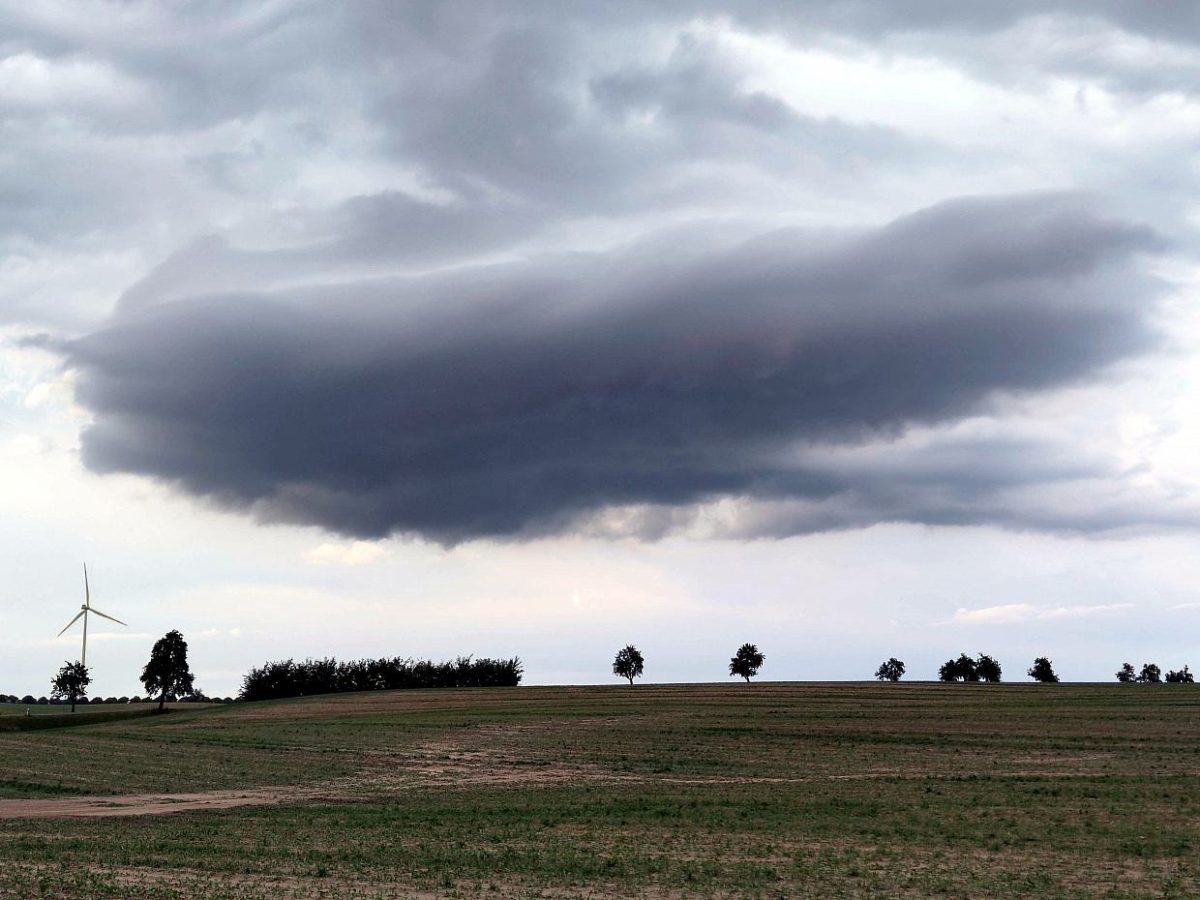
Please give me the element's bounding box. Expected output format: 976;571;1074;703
88;608;126;626
57;610;85;637
84;564;91;608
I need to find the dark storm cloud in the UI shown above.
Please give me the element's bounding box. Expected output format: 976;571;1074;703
68;193;1164;543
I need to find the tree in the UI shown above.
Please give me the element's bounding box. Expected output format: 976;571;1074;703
938;653;979;682
1165;666;1194;684
1116;662;1136;683
1027;657;1059;683
1138;663;1162;684
50;661;91;712
612;645;644;686
141;630;195;712
729;643;765;682
875;658;905;682
976;654;1002;683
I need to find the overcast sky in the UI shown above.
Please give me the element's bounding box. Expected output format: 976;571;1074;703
2;1;1199;697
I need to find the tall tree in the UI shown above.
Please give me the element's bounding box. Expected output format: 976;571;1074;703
1138;663;1162;684
612;645;644;686
976;654;1002;683
1115;662;1136;682
939;653;980;682
1027;657;1059;683
875;658;905;682
141;630;195;711
728;643;765;682
50;661;91;712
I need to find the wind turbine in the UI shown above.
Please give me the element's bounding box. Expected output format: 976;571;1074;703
57;564;126;668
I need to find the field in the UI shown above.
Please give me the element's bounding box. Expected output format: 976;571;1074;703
0;683;1198;898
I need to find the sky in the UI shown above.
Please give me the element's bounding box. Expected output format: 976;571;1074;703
2;1;1199;697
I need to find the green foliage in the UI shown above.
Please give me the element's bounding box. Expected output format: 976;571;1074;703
1165;666;1194;684
239;655;523;701
728;643;765;682
141;630;195;711
613;644;644;685
49;661;90;712
975;653;1002;683
1139;663;1162;683
874;658;905;682
1027;657;1059;683
1116;662;1136;682
938;653;980;682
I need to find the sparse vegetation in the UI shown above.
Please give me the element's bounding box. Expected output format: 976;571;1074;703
0;683;1197;898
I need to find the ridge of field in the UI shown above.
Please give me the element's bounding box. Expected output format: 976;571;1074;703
0;682;1198;898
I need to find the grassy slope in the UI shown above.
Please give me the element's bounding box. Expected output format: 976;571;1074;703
0;682;1198;898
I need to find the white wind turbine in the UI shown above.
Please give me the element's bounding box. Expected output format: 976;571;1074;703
57;564;126;668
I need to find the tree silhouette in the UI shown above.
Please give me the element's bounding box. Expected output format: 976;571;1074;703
612;645;644;686
1138;663;1162;684
1027;657;1059;683
141;630;195;712
875;658;905;682
1115;662;1136;682
939;653;980;682
976;654;1002;683
729;643;765;682
50;661;91;712
1165;666;1194;684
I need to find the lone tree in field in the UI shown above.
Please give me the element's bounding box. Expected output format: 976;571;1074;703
976;654;1002;683
1027;657;1059;683
141;630;195;711
50;661;91;712
729;643;765;682
1165;666;1194;684
1116;662;1136;682
612;645;644;686
875;658;905;682
1138;663;1162;683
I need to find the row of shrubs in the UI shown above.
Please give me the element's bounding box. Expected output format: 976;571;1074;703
0;694;237;705
238;655;524;701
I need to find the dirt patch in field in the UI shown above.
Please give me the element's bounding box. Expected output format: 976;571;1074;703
0;786;321;819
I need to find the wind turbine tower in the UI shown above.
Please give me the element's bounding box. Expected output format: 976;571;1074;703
57;564;126;668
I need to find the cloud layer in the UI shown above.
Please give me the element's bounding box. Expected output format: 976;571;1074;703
70;193;1164;542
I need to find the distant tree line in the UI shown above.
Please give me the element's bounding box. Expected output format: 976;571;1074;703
865;655;1197;684
0;695;236;705
238;655;524;701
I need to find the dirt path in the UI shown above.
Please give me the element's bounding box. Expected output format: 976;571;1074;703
0;786;311;819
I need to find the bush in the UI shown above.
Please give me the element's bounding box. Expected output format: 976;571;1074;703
239;655;523;701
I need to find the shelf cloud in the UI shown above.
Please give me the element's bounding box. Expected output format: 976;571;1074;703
69;193;1164;543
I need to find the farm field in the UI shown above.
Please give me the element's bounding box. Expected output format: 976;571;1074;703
0;682;1198;898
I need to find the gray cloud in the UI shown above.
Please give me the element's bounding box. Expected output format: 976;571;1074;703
69;193;1164;543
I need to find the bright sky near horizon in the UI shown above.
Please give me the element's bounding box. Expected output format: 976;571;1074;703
1;2;1199;697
